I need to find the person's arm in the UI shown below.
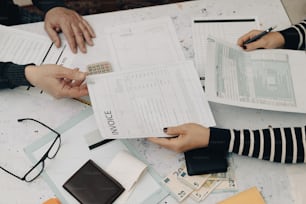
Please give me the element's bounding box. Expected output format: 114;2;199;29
237;19;305;51
0;62;88;98
148;123;306;164
209;126;306;163
0;1;21;25
279;19;306;50
32;0;66;13
0;62;32;89
24;64;88;99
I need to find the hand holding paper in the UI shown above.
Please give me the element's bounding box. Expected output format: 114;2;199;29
87;61;215;139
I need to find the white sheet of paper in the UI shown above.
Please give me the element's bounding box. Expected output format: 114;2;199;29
106;150;147;191
192;16;259;79
0;25;68;66
106;150;147;203
88;60;215;139
104;17;185;71
205;36;306;113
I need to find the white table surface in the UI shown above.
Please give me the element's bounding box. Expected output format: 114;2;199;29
1;0;306;203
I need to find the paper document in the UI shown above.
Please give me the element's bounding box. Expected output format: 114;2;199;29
88;60;215;139
105;17;185;71
192;17;259;80
205;36;306;113
72;17;185;105
0;25;71;66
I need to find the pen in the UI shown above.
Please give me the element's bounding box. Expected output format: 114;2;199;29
89;139;114;150
73;97;92;106
243;26;277;45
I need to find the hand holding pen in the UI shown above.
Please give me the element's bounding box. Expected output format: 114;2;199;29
237;26;286;51
243;26;277;45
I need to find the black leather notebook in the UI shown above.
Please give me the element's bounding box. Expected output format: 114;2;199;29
63;160;125;204
184;147;228;176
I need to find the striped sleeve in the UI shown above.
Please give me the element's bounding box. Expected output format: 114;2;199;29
209;126;306;163
279;19;306;50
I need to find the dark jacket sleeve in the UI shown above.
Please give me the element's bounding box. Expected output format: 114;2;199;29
0;0;22;25
0;62;32;89
209;126;306;163
279;19;306;50
32;0;66;13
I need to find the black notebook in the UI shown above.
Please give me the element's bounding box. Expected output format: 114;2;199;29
63;160;125;204
184;147;228;176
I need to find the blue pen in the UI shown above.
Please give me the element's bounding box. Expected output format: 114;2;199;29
243;26;277;45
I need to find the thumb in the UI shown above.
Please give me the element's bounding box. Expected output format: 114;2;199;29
56;67;86;81
164;125;184;136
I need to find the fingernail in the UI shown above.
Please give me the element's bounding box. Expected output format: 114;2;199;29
163;128;168;133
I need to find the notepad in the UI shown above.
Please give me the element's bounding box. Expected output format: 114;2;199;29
217;187;266;204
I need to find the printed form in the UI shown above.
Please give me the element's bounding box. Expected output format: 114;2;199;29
104;17;185;71
0;25;73;67
192;17;259;81
71;17;185;75
88;61;215;139
205;36;306;113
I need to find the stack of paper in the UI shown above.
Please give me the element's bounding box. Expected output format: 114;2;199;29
87;17;216;139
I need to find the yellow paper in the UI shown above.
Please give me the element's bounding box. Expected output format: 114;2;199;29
218;187;265;204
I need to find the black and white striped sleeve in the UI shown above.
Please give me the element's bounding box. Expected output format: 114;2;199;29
279;19;306;50
208;126;306;163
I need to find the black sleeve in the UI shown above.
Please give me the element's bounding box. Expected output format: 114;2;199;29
0;0;22;25
209;126;306;163
279;19;306;50
0;62;33;89
32;0;66;13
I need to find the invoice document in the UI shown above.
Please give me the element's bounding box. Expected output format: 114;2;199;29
205;36;306;113
0;25;73;67
192;16;259;81
87;60;215;139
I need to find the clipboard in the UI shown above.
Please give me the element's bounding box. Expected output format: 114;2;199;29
24;108;169;204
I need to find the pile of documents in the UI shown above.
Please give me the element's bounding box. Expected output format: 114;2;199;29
87;17;216;139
